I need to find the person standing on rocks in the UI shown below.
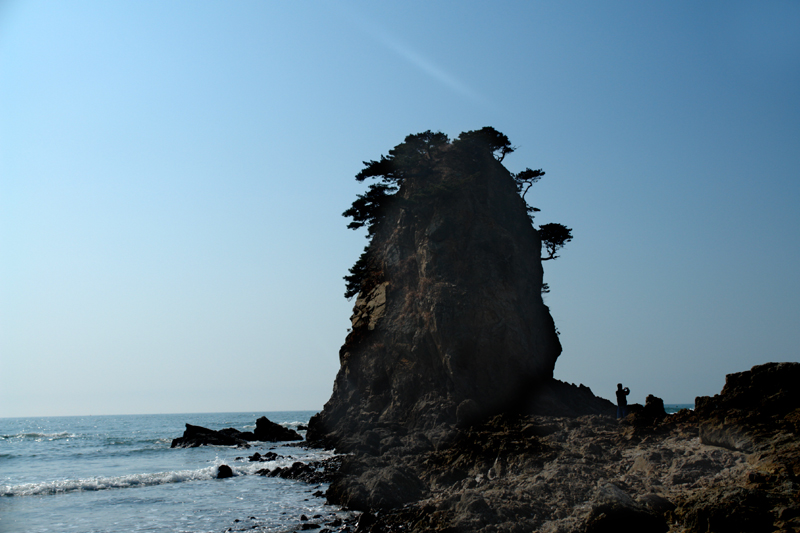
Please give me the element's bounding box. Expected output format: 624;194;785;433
616;383;630;419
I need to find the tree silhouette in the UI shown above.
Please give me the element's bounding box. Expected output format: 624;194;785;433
455;127;515;162
343;128;573;298
539;223;573;261
514;168;544;221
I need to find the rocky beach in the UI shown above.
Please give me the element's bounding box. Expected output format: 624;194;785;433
307;362;799;533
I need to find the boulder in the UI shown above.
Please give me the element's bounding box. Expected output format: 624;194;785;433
170;424;248;448
253;416;302;442
216;464;234;479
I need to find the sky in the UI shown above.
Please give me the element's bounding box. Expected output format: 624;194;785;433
1;1;799;418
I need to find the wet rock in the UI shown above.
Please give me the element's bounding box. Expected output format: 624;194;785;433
217;464;234;479
248;451;281;462
254;416;303;442
171;424;249;448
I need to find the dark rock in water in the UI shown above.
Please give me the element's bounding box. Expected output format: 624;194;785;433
253;416;302;442
257;457;342;484
248;451;280;462
171;424;249;448
217;464;234;479
171;418;301;448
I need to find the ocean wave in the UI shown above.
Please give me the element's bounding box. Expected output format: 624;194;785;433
0;456;314;497
1;466;220;497
0;432;77;441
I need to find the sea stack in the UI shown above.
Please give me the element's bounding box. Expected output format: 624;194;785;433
308;129;569;449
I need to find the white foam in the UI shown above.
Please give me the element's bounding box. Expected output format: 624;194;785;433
1;452;333;497
2;465;219;497
1;432;76;441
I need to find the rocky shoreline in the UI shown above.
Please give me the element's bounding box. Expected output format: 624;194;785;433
311;363;800;533
183;131;798;532
168;363;799;532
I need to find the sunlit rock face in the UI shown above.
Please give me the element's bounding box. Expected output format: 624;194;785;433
308;139;562;448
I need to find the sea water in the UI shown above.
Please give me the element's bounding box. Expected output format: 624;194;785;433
664;404;694;414
0;412;351;533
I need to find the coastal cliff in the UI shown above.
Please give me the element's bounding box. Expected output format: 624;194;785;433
308;129;608;451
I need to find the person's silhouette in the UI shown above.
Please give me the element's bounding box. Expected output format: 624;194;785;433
616;383;630;419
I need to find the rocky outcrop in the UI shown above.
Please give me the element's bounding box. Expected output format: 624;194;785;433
253;416;303;442
171;424;250;448
693;362;800;452
255;456;344;485
337;363;800;532
170;417;301;448
309;131;607;450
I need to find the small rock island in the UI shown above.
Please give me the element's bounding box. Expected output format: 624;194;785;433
171;416;302;448
306;129;800;532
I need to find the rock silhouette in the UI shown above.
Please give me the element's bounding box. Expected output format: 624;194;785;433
308;130;609;451
170;417;301;448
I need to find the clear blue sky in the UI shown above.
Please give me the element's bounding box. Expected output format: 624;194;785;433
2;1;798;417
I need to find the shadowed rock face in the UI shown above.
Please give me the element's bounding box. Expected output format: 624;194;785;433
308;137;564;447
692;362;800;452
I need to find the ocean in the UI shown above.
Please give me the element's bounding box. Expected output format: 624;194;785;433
664;404;694;414
0;411;352;533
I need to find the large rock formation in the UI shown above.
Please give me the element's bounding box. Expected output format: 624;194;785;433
309;130;609;450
